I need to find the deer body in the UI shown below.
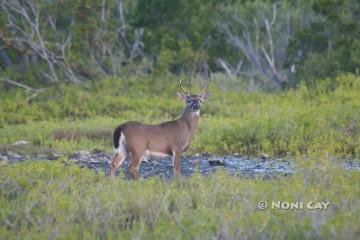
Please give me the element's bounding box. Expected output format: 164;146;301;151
110;81;209;179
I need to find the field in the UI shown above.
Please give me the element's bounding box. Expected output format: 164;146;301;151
1;74;360;239
1;74;360;157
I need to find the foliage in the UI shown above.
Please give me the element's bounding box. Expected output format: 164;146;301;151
286;0;360;85
0;159;359;239
1;0;359;88
1;2;359;239
1;74;359;157
218;0;316;88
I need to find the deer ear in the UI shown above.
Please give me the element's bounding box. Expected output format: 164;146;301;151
201;92;210;100
177;92;186;100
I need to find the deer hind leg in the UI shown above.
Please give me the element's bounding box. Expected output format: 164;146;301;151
128;152;144;180
110;133;128;177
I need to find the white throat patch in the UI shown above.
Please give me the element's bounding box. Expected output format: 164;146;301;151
193;110;200;115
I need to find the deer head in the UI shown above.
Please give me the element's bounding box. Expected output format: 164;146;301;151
177;80;210;114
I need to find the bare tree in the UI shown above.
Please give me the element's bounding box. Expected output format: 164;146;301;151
90;0;145;77
0;77;46;102
218;3;295;88
0;45;13;68
0;0;79;83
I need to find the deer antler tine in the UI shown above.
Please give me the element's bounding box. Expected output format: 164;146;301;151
179;79;189;95
199;81;210;95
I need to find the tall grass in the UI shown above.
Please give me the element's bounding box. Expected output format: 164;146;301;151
1;74;360;239
1;74;359;157
0;160;359;239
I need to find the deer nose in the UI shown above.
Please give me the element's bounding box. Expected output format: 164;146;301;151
193;105;200;110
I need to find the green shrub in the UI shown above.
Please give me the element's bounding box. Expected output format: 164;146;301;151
0;160;358;239
1;74;359;157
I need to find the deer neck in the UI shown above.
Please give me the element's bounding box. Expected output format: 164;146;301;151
179;107;200;135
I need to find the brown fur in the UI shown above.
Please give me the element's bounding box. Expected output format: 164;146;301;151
110;86;209;179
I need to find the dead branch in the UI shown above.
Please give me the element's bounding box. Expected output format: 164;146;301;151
220;3;286;86
0;0;79;83
1;78;46;102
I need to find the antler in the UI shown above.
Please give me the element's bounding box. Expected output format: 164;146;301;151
199;81;210;95
179;79;190;95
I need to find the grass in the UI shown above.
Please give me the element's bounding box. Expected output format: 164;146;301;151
1;74;359;157
0;74;360;239
0;160;359;239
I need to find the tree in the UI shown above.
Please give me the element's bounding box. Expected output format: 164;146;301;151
217;0;315;89
132;0;221;75
286;0;360;86
0;0;145;85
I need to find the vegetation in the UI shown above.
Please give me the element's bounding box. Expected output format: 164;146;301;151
1;74;359;157
1;0;359;88
1;0;360;239
0;159;359;239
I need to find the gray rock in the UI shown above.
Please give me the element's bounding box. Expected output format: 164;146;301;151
13;140;29;146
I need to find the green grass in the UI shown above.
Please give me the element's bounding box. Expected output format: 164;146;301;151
1;74;360;239
0;160;359;239
1;74;359;157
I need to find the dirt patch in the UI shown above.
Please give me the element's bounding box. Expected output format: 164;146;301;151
53;128;112;141
1;150;296;180
2;150;358;180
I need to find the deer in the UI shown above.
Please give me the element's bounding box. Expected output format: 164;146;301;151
109;80;210;179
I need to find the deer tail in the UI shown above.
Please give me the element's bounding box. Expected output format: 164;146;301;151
113;125;123;150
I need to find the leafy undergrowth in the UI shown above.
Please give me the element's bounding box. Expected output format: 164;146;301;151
1;74;360;157
1;74;359;239
0;160;359;239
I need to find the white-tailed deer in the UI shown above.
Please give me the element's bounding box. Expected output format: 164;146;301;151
110;80;210;179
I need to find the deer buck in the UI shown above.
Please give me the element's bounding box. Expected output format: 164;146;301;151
110;80;210;179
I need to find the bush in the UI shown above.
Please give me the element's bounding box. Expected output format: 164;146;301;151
0;160;358;239
1;74;360;157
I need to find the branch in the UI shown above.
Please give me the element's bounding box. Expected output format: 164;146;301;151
1;0;79;83
215;58;234;78
0;78;46;102
271;4;277;26
2;78;35;91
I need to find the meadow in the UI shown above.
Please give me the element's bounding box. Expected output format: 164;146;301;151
1;74;359;157
0;74;360;239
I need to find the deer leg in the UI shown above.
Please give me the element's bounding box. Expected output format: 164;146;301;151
128;153;142;180
110;153;126;177
172;151;182;179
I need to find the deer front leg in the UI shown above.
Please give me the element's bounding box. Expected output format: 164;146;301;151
172;151;182;179
128;153;142;180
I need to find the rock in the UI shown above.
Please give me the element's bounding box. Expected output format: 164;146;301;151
201;152;212;157
48;153;64;160
37;154;48;159
259;153;270;161
0;154;8;161
72;150;91;159
6;151;25;161
89;158;102;163
233;153;243;157
151;161;160;166
208;158;226;166
191;159;201;165
13;140;29;146
92;148;104;154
